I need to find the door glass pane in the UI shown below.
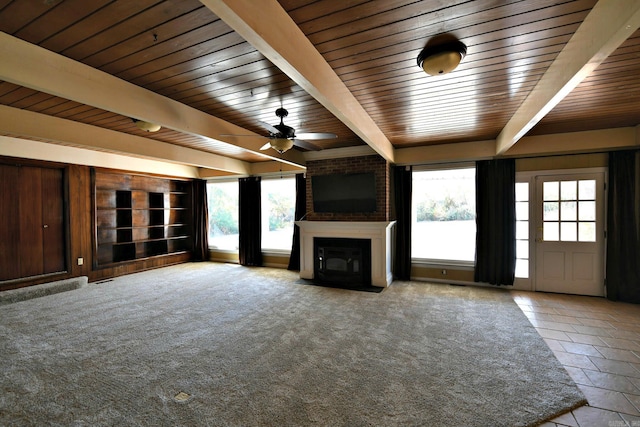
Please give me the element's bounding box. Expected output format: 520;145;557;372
515;259;529;279
560;181;577;200
516;220;528;240
560;222;577;241
515;181;529;279
544;202;559;221
579;180;596;200
579;201;595;221
579;222;596;242
561;201;577;221
544;222;559;241
515;182;528;201
516;201;528;221
516;239;529;258
543;181;559;201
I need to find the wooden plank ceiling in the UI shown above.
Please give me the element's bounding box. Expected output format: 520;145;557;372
0;0;639;172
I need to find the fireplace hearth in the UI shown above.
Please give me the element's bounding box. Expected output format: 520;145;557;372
314;238;371;287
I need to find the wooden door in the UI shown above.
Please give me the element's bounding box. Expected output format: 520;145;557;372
534;172;605;296
0;165;21;280
0;164;66;281
41;167;65;274
19;166;45;277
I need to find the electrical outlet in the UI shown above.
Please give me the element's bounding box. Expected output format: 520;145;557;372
77;257;84;266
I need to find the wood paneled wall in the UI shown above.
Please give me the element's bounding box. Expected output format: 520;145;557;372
0;157;192;291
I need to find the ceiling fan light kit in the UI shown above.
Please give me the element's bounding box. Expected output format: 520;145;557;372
417;40;467;76
269;137;295;154
133;119;161;132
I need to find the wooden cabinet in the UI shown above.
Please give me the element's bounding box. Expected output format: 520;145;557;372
93;170;193;267
0;164;66;281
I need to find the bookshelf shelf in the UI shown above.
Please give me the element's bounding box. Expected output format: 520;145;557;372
94;170;193;266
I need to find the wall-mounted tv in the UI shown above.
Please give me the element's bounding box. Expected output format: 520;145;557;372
311;172;377;213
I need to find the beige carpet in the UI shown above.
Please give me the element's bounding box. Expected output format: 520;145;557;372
0;262;585;426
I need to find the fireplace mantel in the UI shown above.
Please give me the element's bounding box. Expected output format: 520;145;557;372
295;221;396;287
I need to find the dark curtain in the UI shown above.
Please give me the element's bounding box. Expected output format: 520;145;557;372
239;176;262;266
606;150;640;303
191;179;209;261
474;159;516;286
393;165;412;280
288;173;307;271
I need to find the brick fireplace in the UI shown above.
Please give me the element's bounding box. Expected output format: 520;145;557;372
297;154;395;287
296;220;395;287
305;154;391;222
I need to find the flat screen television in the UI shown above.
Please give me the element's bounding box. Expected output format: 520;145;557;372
311;172;377;213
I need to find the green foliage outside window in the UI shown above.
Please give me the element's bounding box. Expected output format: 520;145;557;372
208;186;238;235
416;195;474;221
268;192;294;231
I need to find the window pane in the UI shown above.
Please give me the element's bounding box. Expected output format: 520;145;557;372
543;181;559;201
544;222;559;241
412;168;475;261
516;201;528;221
561;181;577;200
579;222;596;242
579;201;595;221
516;221;528;240
544;202;559;221
207;181;239;250
261;178;295;251
516;239;529;259
561;201;577;221
515;180;529;280
579;180;596;200
560;222;577;241
515;182;528;202
515;259;529;279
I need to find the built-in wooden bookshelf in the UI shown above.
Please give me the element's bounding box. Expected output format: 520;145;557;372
93;169;193;267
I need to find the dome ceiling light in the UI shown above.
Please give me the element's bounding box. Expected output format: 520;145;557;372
133;119;161;132
417;39;467;76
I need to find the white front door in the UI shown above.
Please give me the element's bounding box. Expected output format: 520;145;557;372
534;172;605;296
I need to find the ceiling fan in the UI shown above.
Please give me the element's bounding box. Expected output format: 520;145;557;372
222;107;337;153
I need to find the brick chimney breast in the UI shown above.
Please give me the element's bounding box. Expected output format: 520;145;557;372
305;155;390;222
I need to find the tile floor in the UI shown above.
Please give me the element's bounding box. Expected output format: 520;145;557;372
511;291;640;427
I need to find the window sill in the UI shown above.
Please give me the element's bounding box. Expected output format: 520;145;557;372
207;248;291;257
261;249;291;257
208;247;238;253
411;258;475;270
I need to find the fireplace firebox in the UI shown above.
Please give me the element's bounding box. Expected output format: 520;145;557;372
314;238;371;287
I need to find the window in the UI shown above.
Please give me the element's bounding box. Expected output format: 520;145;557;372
542;179;596;242
207;181;239;250
207;178;296;253
515;182;529;278
261;177;296;252
412;167;476;262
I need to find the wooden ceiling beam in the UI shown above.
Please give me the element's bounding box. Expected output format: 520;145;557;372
497;0;640;155
0;105;252;175
201;0;396;163
0;32;305;168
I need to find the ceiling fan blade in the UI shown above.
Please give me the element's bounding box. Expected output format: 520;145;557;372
294;132;337;140
292;138;322;151
258;120;280;134
220;134;259;137
260;142;272;150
